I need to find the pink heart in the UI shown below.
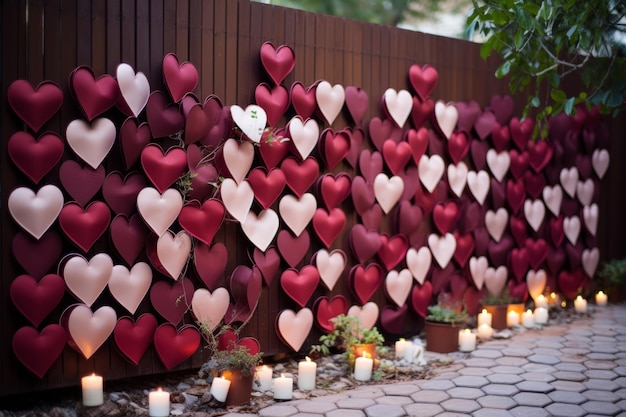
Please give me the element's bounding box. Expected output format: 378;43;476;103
116;63;150;118
406;247;432;285
428;233;456;268
109;262;152;314
313;249;347;291
8;185;64;239
276;308;313;352
241;209;280;252
287;116;320;160
191;287;229;331
526;269;547;300
260;42;296;85
434;101;458;139
65;118;116;169
220;178;254;223
374;173;404;214
383;88;413;128
279;193;316;237
63;253;113;306
345;86;368;124
316;81;345;125
67;305;117;359
162;53;198;102
157;230;192;280
469;256;488;290
385;269;413;307
137;187;183;237
347;302;379;330
345;127;365;169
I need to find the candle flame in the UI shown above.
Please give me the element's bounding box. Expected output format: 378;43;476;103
463;329;471;334
481;309;487;314
576;295;583;301
305;356;311;362
281;373;285;378
157;387;162;392
598;291;605;295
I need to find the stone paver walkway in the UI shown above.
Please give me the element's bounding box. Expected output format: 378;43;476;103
228;305;626;417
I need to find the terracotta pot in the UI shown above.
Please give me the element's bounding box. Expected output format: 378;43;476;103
425;321;461;353
484;304;508;330
348;343;378;368
220;368;254;406
507;303;526;316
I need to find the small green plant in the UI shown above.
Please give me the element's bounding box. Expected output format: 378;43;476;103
482;286;520;306
426;294;469;325
204;343;263;378
597;259;626;287
310;315;384;356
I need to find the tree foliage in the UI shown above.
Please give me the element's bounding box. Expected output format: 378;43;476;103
467;0;626;135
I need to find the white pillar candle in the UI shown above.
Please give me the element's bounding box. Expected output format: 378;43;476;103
507;310;520;327
595;291;608;306
297;357;317;390
477;309;492;327
458;329;476;352
477;323;493;340
353;352;373;381
395;339;411;359
574;295;588;313
254;365;273;392
273;373;293;400
148;387;170;417
534;307;548;324
81;373;104;407
522;309;535;327
210;376;231;403
535;294;548;308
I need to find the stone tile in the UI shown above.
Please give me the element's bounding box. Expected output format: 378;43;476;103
348;388;385;399
259;405;299;417
440;398;480;413
555;362;588;372
409;389;450;403
402;403;444;417
617;399;626;410
477;394;517;409
291;413;322;417
582;400;621;415
561;347;591;355
560;354;588;363
588;353;618;361
380;384;419;396
490;365;525;375
447;387;484;399
544;403;587;417
374;396;413;406
616;377;626;388
310;393;349;402
512;392;552;407
509;405;551;416
416;379;455;390
616;388;626;399
295;401;336;413
452;375;489;388
327;410;365;417
553;371;588;382
520;372;557;382
614;366;626;376
486;372;524;384
516;380;556;393
431;371;460;379
586;360;620;370
460;358;498;368
471;349;504;359
582;389;621;403
363;404;405;417
551;380;587;392
495;356;530;366
584;378;620;391
502;347;533;357
473;410;515;417
436;413;471;417
548;390;586;404
335;398;376;409
589;344;620;354
482;383;520;396
457;367;493;376
585;369;619;380
527;354;560;365
533;347;563;356
522;363;557;373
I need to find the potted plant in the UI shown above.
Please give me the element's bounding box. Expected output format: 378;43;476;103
597;258;626;302
481;287;522;330
425;294;469;353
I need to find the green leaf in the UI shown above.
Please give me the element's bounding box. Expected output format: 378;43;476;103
563;97;575;115
566;24;578;39
480;41;493;60
530;96;540;107
550;89;567;102
496;61;512;78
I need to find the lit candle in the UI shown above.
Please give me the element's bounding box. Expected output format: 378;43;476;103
507;310;520;327
535;294;548;308
477;309;492;327
574;295;587;313
458;329;476;352
81;373;103;407
210;376;231;403
522;309;535;327
549;292;560;307
596;291;608;306
254;365;273;392
297;357;317;390
395;338;411;359
534;307;548;325
273;373;293;400
477;323;494;340
148;387;170;417
353;352;373;381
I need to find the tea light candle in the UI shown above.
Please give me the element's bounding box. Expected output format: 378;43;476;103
354;352;373;381
535;294;548;309
549;292;560;307
458;329;476;352
477;309;492;327
395;338;411;359
148;387;170;417
209;376;231;403
574;295;587;313
297;357;317;390
273;373;293;400
254;365;273;392
596;291;608;306
522;309;535;327
477;323;493;340
507;310;520;327
534;307;548;325
81;373;104;407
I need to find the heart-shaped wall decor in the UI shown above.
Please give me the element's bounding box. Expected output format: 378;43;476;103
525;238;548;270
7;79;63;132
241;209;279;252
563;216;581;245
63;253;113;306
454;231;475;267
411;280;433;319
108;262;152;314
220;178;254;223
194;242;228;290
385;269;413;307
59;201;111;252
222;138;255;185
469;256;488;290
318;173;351;210
408;64;438;100
314;295;348;332
527;139;553;172
9;185;64;240
12;231;62;279
276;308;313;352
591;149;609;179
467;170;490;205
280;265;320;307
146;91;185;138
137;187;183;236
509;150;529;180
347;302;379;330
279;193;316;237
116;63;150;117
349;224;381;263
583;204;598;235
369;117;403;151
485;208;508;243
582;247;600;278
418;154;445;193
395;200;423;237
455;100;481;132
509;117;533;150
69;66;119;121
162;53;198;102
484;266;508;296
472;110;497;141
434;100;458;139
65;117;116;169
102;171;146;216
188;145;219;202
373;173;404;214
316;81;345;125
349;263;384;305
312;208;346;248
576;179;595;206
229;265;263;313
411;98;435;130
428;233;457;268
154;324;201;370
8;131;64;184
352;176;375;215
290;81;318;119
358;149;384;182
10;274;65;327
448;131;470;164
542;185;563;216
259;129;290;169
319;128;350;170
526;269;547;300
157;230;192;280
114;314;158;365
510;248;529;282
12;324;66;378
380;304;409;334
382;139;412;176
557;269;586;299
182;98;210;145
549;216;565;247
110;214;148;266
230;104;267;143
313;248;346;291
191;287;230;331
559;167;579;198
406;246;432;285
378;234;409;271
248;167;286;210
59;161;105;207
383;88;412;128
260;42;296;85
486;149;510;182
256;83;290;127
406;128;428;165
506;179;526;214
179;199;225;246
140;144;188;193
448;162;468;198
433;201;459;235
277;230;310;268
68;305;117;359
345;86;368;125
523;199;546;232
281;156;320;197
287;116;320;160
150;277;194;324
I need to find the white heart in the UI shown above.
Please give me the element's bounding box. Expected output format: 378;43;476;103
486;149;510;182
563;216;581;245
383;88;412;128
559;167;579;198
315;249;346;291
157;230;192;280
583;204;598;236
347;302;379;330
315;81;345;125
428;233;456;268
434;101;458;139
526;269;547;300
108;262;152;314
591;149;610;179
241;209;279;252
136;187;183;237
279;193;317;236
230;104;267;143
469;256;489;290
373;173;404;214
288;116;320;159
64;253;113;307
117;63;150;118
418;154;445;193
385;268;413;307
467;170;490;205
542;185;563;216
582;248;600;278
68;305;117;359
66;117;116;169
191;287;230;331
485;208;509;243
447;162;468;197
524;199;546;232
576;179;594;206
220;178;254;223
484;266;508;297
222;138;255;184
406;247;432;285
8;184;64;239
276;308;313;352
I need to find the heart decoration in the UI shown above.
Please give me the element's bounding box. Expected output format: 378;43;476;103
428;233;457;269
411;281;433;318
140;144;188;193
527;139;553;172
154;324;201;370
280;265;320;307
146;91;185;138
383;139;412;176
526;269;547;301
281;156;320;197
582;247;600;277
408;64;438;100
433;201;459;234
486;149;510;182
349;224;381;263
316;81;345;125
347;302;379;330
279;193;316;236
69;66;119;121
373;173;404;214
10;274;65;327
290;82;317;119
221;138;255;184
509;117;534;150
319;128;351;170
260;42;296;86
194;242;228;290
345;86;369;125
277;230;310;268
576;179;595;206
12;325;66;378
563;216;581;245
369;117;402;151
313;248;347;291
510;248;529;282
385;268;413;307
179;199;225;246
12;231;63;279
67;305;117;359
448;131;471;164
116;63;150;117
162;53;198;102
448;162;468;198
182;98;210;145
255;83;290;127
276;308;313;352
318;173;351;210
507;179;526;214
241;209;280;252
8;131;64;184
583;204;598;235
108;262;152;314
349;263;384;305
59;161;105;207
559;167;579;198
114;314;158;365
382;88;413;128
346;127;365;168
102;171;147;217
395;200;423;237
59;200;111;252
484;265;508;296
359;150;384;183
378;234;409;271
110;214;148;266
380;304;409;335
7;79;64;132
591;149;609;179
157;230;192;280
314;295;348;332
220;178;254;223
469;256;488;290
63;253;113;306
523;199;546;232
66;117;116;169
485;208;508;243
288;116;320;160
542;185;563;216
406;246;432;285
418;154;445;193
434;100;458;139
454;232;475;267
150;277;194;324
312;208;346;248
191;287;230;331
230;104;267;143
467;170;490;205
258;129;290;169
455;100;481;133
9;185;64;240
137;187;183;236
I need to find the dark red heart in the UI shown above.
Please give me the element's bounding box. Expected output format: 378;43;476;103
406;128;429;166
450;271;469;302
549;216;565;247
427;129;445;157
509;150;529;180
557;269;586;299
447;131;470;165
141;144;188;193
361;205;384;232
149;277;194;325
194;242;228;290
523;171;546;199
474;111;496;140
187;144;219;202
258;128;291;169
255;83;290;127
200;95;232;148
12;324;66;378
154;324;201;370
431;264;455;295
7;80;63;132
69;66;119;121
394;200;423;237
349;224;381;263
314;295;348;332
247;167;286;210
281;157;319;197
433;200;459;234
415;181;448;216
277;230;310;268
509;215;528;247
345;86;368;125
312;208;346;248
182;100;210;145
345;127;365;169
252;246;280;287
455;100;481;133
505;179;526;214
380;304;409;335
351;176;375;215
8;131;64;184
565;242;583;270
260;42;296;86
230;265;263;312
509;248;529;282
318;128;350;171
349;263;384;305
368;117;402;151
546;246;567;276
59;201;111;252
473;227;490;257
487;234;514;266
510;117;534;150
458;200;483;234
470;139;490;171
10;274;65;327
359;150;384;184
525;238;548;270
318;173;351;210
102;171;146;216
290;82;317;119
12;231;63;279
490;95;514;125
508;280;528;303
490;178;506;208
491;122;511;151
146;91;184;138
162;53;198;102
408;64;438;100
59;160;105;207
411;281;434;318
119;117;152;170
453;231;475;267
382;139;412;176
179;199;225;245
527;139;553;173
398;166;420;202
280;265;320;307
410;97;435;129
377;234;409;271
110;214;149;266
114;314;158;365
